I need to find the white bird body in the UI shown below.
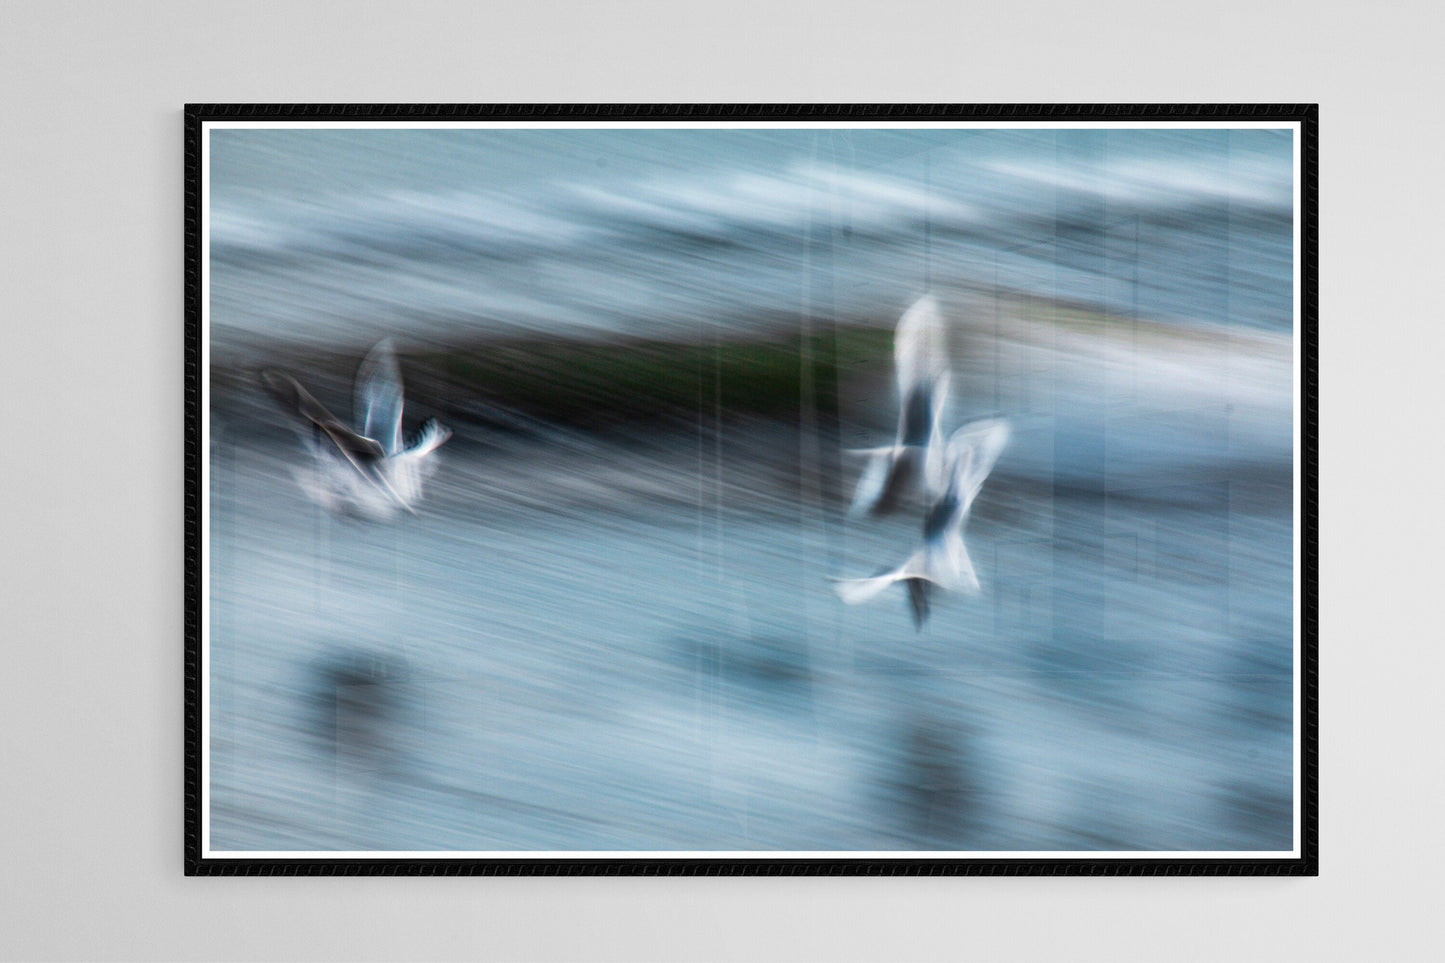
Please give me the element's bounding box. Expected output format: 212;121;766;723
848;296;953;516
262;340;452;519
834;418;1010;626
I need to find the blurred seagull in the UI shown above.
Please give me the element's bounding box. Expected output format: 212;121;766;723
261;339;452;519
832;418;1010;628
847;296;953;517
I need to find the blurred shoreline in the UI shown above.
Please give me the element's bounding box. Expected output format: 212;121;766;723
213;294;1293;514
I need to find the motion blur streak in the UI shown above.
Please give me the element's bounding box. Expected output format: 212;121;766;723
207;126;1294;851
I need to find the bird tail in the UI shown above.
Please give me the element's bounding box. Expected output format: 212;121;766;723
906;579;931;630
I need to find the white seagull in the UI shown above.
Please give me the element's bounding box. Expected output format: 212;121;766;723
261;339;452;519
832;418;1010;628
846;295;953;517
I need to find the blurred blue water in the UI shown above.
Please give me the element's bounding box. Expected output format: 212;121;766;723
209;127;1293;357
208;412;1293;852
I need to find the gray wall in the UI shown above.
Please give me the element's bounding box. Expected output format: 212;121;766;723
0;1;1426;959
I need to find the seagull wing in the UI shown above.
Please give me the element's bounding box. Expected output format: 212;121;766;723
946;418;1011;511
892;295;949;407
399;418;452;465
829;551;930;604
830;567;909;605
930;528;981;594
846;447;897;518
355;339;404;457
261;369;385;459
922;370;953;497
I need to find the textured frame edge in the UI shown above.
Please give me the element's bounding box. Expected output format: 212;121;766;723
183;103;1318;877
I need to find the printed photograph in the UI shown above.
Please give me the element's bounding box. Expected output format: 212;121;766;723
200;119;1301;857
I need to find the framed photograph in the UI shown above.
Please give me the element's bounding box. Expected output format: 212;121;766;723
186;104;1316;875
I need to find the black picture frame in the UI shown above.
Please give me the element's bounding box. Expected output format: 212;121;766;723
186;103;1317;876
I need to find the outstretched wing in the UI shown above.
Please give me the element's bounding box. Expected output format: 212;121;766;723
830;568;909;605
945;418;1010;512
921;370;953;497
354;339;404;456
892;295;949;407
829;551;929;605
831;534;982;611
845;447;897;518
260;369;385;460
400;418;452;463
